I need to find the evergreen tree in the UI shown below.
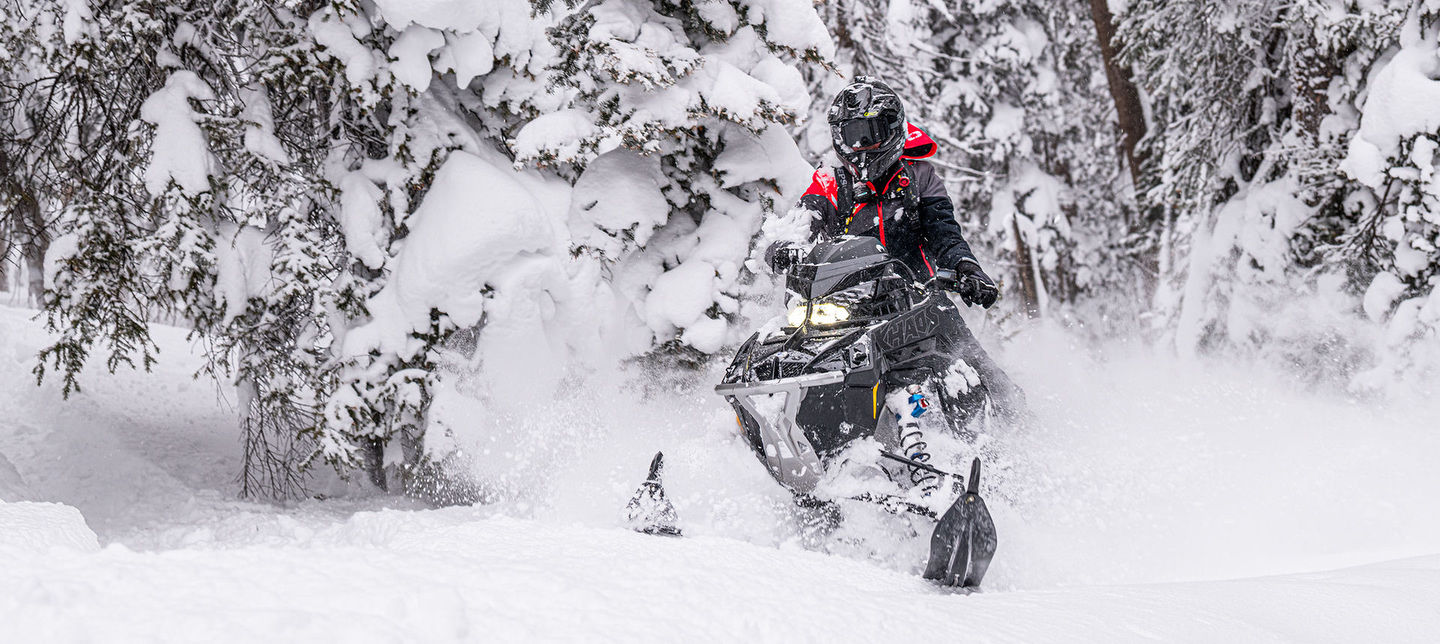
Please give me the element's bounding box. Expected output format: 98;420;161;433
518;0;832;358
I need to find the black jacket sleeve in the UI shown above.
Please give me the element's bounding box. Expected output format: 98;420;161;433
798;194;838;238
919;196;979;269
910;162;979;269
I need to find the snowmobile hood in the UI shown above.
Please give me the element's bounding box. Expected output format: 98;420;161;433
808;236;888;265
787;237;905;299
901;122;936;160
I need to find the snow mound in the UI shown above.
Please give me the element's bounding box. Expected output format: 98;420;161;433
568;149;669;254
0;451;28;501
1341;27;1440;187
0;511;1436;642
340;150;555;359
0;501;99;555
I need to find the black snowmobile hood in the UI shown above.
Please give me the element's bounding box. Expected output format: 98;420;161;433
786;237;908;299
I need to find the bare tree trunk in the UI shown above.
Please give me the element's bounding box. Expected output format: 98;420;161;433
1011;217;1041;318
0;226;10;292
21;194;46;305
1291;31;1336;142
363;438;387;491
1089;0;1148;194
1090;0;1167;300
2;148;48;305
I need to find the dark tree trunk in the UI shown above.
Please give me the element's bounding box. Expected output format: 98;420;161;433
1;147;47;304
21;194;46;305
363;438;387;491
1011;217;1041;318
1;148;12;293
0;225;9;291
1291;32;1336;142
1089;0;1148;194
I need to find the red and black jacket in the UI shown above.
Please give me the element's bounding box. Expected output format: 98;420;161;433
795;123;978;277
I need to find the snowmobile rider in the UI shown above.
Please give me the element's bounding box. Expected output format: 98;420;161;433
770;76;1024;413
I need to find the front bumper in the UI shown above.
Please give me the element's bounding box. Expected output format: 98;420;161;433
715;372;845;494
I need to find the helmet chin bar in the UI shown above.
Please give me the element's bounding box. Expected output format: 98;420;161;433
845;153;902;183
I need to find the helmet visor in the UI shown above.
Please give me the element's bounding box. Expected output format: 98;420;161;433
836;113;901;151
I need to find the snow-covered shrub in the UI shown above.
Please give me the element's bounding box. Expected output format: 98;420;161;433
12;0;356;498
314;0;832;486
1339;13;1440;393
522;0;828;356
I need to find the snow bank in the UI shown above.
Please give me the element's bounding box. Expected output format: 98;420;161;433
0;451;28;502
0;501;99;555
0;511;1436;642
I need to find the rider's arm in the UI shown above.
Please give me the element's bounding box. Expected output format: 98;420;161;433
796;167;842;237
764;167;841;271
909;161;980;270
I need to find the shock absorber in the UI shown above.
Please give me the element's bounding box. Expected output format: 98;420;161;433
897;384;939;495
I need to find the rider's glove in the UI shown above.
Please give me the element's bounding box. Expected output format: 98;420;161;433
954;259;998;309
765;241;803;273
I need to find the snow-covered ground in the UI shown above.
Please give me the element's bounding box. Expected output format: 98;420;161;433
2;303;1438;641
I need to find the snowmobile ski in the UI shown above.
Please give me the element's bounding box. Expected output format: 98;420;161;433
922;458;996;589
625;451;682;537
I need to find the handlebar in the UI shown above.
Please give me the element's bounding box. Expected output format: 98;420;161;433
926;268;961;293
926;268;999;307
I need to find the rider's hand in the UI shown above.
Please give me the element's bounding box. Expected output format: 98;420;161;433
765;241;789;273
955;259;998;308
766;241;805;273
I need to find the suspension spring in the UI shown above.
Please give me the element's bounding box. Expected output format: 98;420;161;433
898;422;939;493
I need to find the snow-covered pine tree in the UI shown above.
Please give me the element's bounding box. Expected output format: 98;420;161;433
1118;0;1418;385
517;0;833;359
5;0;354;498
1119;0;1299;356
1338;5;1440;393
14;0;171;396
306;0;584;494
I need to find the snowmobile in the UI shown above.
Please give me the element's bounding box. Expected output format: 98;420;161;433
627;237;1006;590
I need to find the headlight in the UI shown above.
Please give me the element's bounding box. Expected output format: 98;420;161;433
786;302;851;327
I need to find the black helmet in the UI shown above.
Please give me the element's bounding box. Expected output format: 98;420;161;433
827;77;906;183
